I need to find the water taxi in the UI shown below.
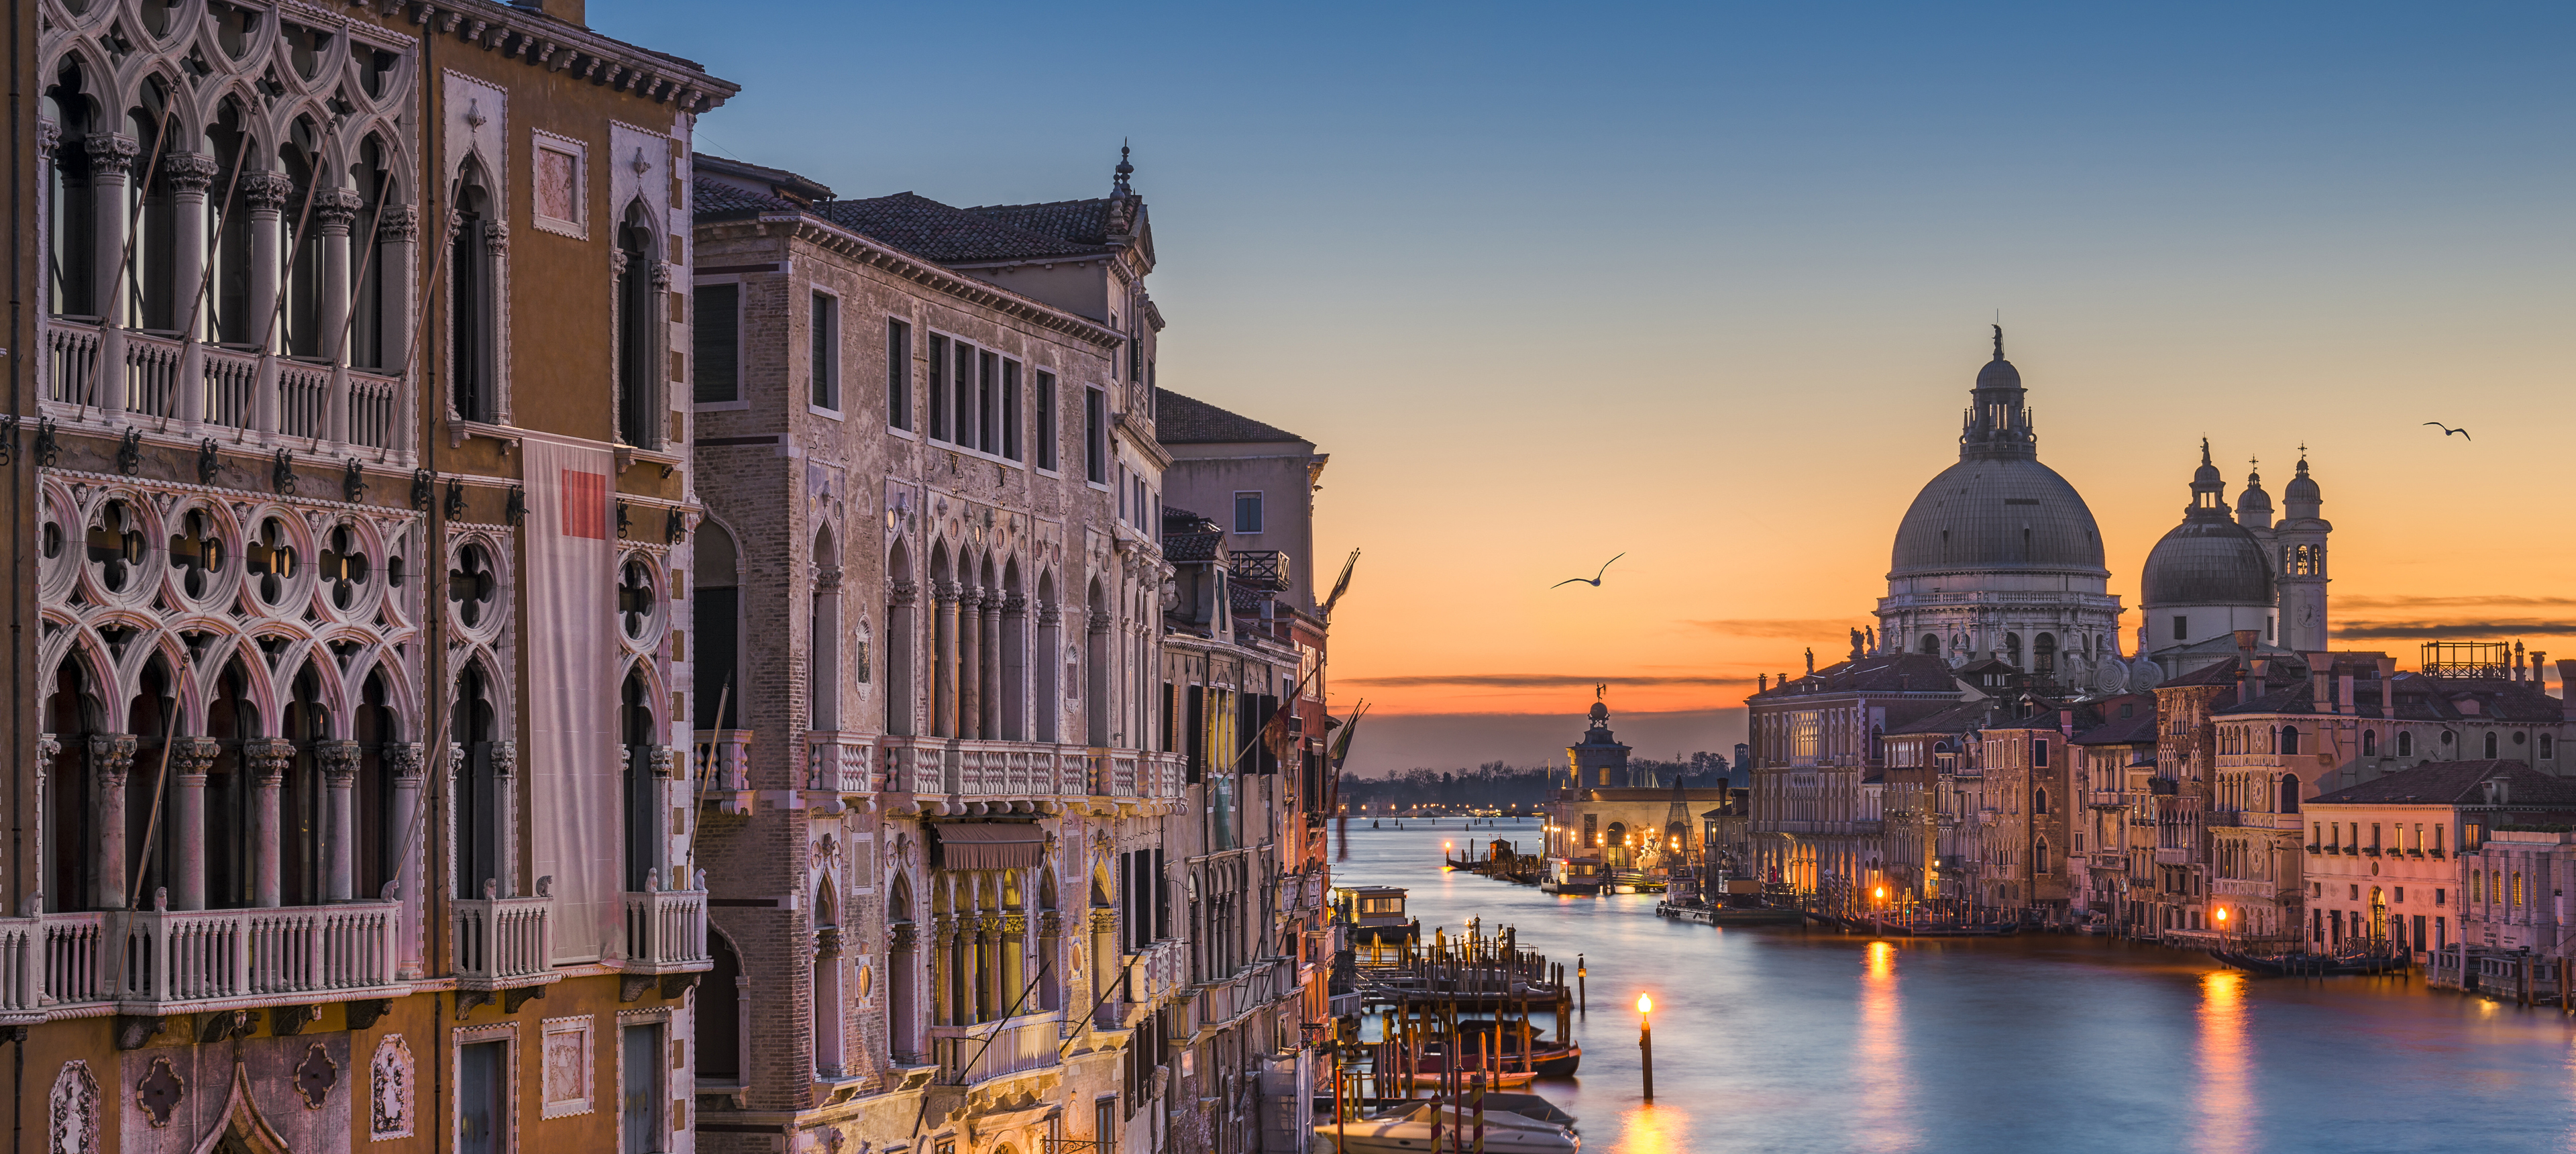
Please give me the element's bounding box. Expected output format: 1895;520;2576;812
1334;885;1420;944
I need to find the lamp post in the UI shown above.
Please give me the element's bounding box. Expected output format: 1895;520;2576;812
1577;955;1587;1013
1873;885;1888;936
1637;993;1655;1103
2214;905;2229;953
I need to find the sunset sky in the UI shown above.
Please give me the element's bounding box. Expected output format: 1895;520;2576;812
617;1;2576;775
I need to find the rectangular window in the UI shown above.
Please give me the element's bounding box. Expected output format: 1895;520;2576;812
979;351;999;454
955;341;975;452
809;292;839;411
1085;386;1108;484
1002;360;1022;460
1036;372;1058;470
692;284;739;404
928;335;950;440
886;319;912;429
1233;492;1265;535
2035;739;2050;769
2174;615;2188;640
621;1025;663;1154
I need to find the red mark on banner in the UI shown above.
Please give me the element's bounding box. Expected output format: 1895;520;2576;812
561;470;609;539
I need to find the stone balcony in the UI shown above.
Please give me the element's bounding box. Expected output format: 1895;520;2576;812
1188;957;1294;1035
695;728;755;815
0;900;408;1020
619;884;711;974
451;886;555;994
41;317;415;468
929;1011;1063;1086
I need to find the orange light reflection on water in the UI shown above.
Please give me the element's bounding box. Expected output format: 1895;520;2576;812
2195;969;2253;1154
1853;940;1918;1151
1613;1102;1691;1154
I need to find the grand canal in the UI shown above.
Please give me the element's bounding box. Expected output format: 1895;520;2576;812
1335;817;2576;1153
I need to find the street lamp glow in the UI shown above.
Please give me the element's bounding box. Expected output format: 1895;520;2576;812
1874;886;1886;901
1636;993;1652;1014
2215;908;2229;923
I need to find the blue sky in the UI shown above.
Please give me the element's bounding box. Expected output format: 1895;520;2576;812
612;1;2576;773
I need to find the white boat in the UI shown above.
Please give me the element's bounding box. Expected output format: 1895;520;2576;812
1314;1102;1580;1153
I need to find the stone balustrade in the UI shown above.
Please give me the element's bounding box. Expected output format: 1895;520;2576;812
452;891;554;990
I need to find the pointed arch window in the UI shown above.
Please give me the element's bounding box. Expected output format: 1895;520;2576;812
450;159;498;422
616;201;661;445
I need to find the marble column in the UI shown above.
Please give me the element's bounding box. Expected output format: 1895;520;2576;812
313;187;362;441
88;735;138;911
888;581;920;737
169;737;219;911
239;172;292;350
959;590;983;741
164;152;219;424
980;595;1002;739
933;582;961;739
386;741;423;976
84;134;138;320
317;738;362;902
376;205;419;372
243;737;297;907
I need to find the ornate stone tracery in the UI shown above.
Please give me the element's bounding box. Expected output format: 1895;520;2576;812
369;1035;415;1140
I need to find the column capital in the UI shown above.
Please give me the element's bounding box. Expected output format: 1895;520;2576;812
1088;609;1113;634
36;120;59;162
1003;592;1028;616
311;187;364;233
490;740;518;777
1038;604;1063;627
163;152;220;194
378;204;421;242
482;218;510;256
890;580;920;609
814;566;843;592
37;733;60;763
242;737;297;784
316;739;364;782
240;170;296;214
91;734;140;785
170;737;221;779
83;133;140;178
385;742;425;779
933;581;961;605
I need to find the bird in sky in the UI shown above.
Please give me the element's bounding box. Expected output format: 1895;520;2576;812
1552;554;1625;588
2425;422;2471;440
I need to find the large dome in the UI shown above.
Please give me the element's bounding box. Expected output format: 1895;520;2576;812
1889;456;2109;580
2142;518;2273;605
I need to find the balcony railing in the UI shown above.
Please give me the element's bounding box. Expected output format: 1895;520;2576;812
931;1013;1062;1085
621;886;710;972
695;729;753;792
452;891;554;990
871;739;1187;801
0;904;403;1012
806;732;873;794
39;318;415;464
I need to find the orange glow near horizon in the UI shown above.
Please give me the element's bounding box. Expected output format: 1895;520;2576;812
1308;337;2576;740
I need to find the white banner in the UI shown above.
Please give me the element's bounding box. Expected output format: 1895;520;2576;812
522;436;618;963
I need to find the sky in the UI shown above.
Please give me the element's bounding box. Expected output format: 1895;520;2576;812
605;1;2576;776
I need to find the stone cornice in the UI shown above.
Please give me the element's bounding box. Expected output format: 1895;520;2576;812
703;217;1126;353
393;0;739;113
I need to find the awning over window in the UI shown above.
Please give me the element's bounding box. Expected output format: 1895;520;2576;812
932;823;1045;871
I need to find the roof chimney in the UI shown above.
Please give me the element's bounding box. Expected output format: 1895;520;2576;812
2338;670;2356;717
2235;630;2260;705
2308;653;2332;714
2559;660;2576;723
517;0;586;26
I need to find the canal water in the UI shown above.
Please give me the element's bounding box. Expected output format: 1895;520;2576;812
1335;816;2576;1153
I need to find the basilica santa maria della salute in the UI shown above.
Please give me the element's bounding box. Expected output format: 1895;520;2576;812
1871;327;2330;690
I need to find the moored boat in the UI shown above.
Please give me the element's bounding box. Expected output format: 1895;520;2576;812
2209;948;2406;977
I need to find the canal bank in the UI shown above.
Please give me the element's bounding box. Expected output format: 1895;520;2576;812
1339;817;2576;1153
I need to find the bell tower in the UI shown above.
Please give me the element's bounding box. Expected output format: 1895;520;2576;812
2277;452;2332;651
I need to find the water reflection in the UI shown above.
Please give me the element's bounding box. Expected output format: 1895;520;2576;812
1615;1102;1690;1154
2194;970;2252;1154
1337;817;2576;1153
1854;941;1917;1152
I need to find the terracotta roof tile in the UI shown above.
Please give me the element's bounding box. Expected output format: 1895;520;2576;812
1155;389;1306;445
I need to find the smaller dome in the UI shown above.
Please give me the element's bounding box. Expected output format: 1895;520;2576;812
2143;519;2275;607
2285;458;2322;505
1976;358;2021;390
1587;701;1609;723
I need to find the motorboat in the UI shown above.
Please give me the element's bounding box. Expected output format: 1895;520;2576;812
1313;1100;1580;1153
1538;857;1603;896
1334;886;1420;944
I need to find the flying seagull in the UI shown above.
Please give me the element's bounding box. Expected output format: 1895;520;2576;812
1552;554;1625;588
2425;422;2471;440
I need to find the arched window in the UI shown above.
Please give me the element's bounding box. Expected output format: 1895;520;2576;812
1920;633;1940;655
700;933;745;1082
278;117;325;358
346;134;400;370
42;58;101;319
2034;632;2057;674
620;669;658;892
2484;731;2498;759
449;158;498;421
2398;731;2413;757
2033;788;2049;815
810;528;839;731
2004;632;2023;667
453;662;503;898
1085;577;1110;747
616;200;659;446
1032;570;1059;743
2282;727;2300;756
2279;775;2300;814
2362;730;2377;756
2034;839;2051;874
